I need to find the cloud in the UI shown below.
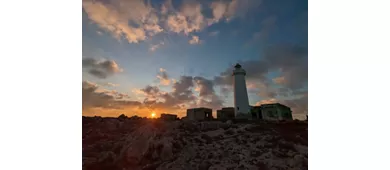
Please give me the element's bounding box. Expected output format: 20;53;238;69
135;73;224;116
193;76;224;109
166;1;206;35
282;93;308;115
188;35;201;44
255;98;278;106
253;16;277;42
157;68;171;85
194;76;215;97
149;42;165;52
99;82;120;87
209;1;228;23
214;44;307;90
82;0;162;43
82;58;123;79
209;31;220;36
272;76;286;85
140;85;161;100
83;0;263;45
82;81;140;110
213;43;307;115
209;0;262;24
160;0;175;15
140;76;196;112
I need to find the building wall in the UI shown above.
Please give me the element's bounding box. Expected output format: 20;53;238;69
250;107;263;119
194;110;206;120
186;109;198;120
261;105;293;121
279;107;293;120
187;108;212;121
217;108;235;120
160;114;177;120
261;107;280;121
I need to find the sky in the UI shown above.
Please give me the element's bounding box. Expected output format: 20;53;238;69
82;0;308;119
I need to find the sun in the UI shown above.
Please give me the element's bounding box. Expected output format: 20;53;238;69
151;112;156;118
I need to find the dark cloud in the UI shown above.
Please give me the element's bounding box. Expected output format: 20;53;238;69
253;15;277;42
280;93;308;115
194;76;224;109
263;44;308;89
197;94;224;110
220;86;231;97
194;76;215;97
139;75;224;112
82;58;123;79
213;43;307;115
157;68;170;85
141;85;160;96
141;76;197;111
172;76;194;92
214;44;307;90
82;81;140;110
169;76;197;104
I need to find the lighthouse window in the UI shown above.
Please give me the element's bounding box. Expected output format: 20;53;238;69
237;107;239;110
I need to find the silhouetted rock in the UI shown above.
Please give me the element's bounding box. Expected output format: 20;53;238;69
198;160;212;170
82;117;307;170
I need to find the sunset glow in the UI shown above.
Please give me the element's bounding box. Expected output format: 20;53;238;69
151;112;156;118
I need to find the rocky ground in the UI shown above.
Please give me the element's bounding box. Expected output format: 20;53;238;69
82;116;308;170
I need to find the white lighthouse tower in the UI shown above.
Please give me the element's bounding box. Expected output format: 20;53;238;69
232;63;250;119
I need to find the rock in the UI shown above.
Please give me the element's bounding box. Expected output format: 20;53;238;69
225;128;236;135
226;120;233;124
200;134;213;144
205;129;225;138
159;139;174;161
83;117;307;170
293;154;304;164
207;153;214;159
198;161;212;170
209;165;226;170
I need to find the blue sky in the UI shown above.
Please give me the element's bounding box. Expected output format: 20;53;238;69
82;0;308;119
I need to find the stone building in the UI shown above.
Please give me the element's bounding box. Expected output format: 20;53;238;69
160;113;178;121
217;107;235;121
186;108;213;121
251;103;293;121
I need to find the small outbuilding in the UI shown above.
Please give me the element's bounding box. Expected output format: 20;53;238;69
251;103;293;121
186;107;213;121
217;107;235;121
160;113;178;121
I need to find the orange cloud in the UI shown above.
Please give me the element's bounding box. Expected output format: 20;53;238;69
166;2;206;35
255;98;278;106
189;35;201;44
273;76;286;84
157;68;171;85
82;0;162;43
149;42;165;52
246;82;256;89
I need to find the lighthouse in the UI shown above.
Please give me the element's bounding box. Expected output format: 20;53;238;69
232;63;250;119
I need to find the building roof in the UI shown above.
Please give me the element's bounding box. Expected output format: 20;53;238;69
187;107;212;110
254;103;291;109
161;113;177;116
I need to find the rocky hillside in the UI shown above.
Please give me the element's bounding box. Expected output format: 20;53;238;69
82;116;308;170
